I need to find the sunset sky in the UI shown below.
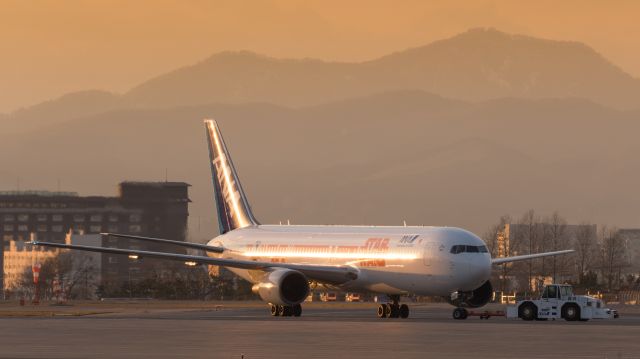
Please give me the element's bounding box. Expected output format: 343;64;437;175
1;0;639;113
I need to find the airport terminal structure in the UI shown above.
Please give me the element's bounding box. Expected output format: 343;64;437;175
0;182;190;297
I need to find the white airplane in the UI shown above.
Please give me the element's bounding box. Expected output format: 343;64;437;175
32;119;573;319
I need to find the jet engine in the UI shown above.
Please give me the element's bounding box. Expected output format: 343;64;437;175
252;269;310;306
447;280;493;308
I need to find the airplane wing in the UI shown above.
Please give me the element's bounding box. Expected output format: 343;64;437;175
492;249;574;265
100;232;224;253
29;241;358;285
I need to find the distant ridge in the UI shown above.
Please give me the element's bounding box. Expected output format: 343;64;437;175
2;28;640;133
124;28;640;109
1;91;639;236
3;90;123;133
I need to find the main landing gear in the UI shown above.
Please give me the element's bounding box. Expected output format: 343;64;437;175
270;304;302;317
376;295;410;319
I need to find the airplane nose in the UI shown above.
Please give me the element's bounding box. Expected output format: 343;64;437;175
467;256;492;289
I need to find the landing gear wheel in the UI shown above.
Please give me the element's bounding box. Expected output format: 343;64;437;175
562;304;580;321
282;306;293;317
452;307;468;320
383;303;393;318
387;304;400;318
276;305;286;317
293;304;302;317
519;303;537;321
270;304;279;316
377;304;386;318
399;304;409;319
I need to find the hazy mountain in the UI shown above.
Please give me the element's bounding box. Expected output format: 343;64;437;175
2;90;122;133
3;28;640;134
1;91;638;240
125;28;640;109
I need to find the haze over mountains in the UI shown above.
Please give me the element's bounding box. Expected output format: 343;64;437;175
4;28;640;134
2;28;639;239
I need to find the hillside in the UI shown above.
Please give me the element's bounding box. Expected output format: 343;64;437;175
126;28;640;109
2;90;123;133
3;28;639;134
1;91;638;239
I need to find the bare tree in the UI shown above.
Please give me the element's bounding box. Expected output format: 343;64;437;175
483;215;512;292
598;226;626;291
483;215;511;257
574;222;596;283
547;212;567;283
521;209;539;292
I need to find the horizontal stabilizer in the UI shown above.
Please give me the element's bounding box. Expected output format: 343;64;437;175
100;232;223;253
28;241;358;285
492;249;574;265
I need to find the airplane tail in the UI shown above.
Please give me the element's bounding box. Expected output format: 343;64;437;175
204;119;259;234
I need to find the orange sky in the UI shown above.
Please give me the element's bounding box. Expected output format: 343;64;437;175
1;0;639;113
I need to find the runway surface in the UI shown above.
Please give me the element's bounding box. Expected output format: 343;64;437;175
0;303;638;359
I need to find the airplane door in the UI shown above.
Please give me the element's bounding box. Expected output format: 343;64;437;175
423;242;437;266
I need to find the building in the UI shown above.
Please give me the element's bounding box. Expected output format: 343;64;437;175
3;232;103;299
2;234;59;298
1;182;190;297
618;229;640;274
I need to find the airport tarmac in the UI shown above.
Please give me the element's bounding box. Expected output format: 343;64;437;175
0;302;638;359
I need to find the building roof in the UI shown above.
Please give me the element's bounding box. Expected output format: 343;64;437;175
0;190;78;197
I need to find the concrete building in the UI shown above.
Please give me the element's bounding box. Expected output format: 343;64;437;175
1;182;190;297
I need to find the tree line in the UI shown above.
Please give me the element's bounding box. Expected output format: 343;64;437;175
484;210;638;294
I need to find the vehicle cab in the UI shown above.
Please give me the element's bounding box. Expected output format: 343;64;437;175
541;284;574;301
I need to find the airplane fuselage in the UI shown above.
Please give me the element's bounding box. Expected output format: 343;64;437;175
208;225;491;296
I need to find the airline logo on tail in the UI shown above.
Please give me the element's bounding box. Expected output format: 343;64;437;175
205;119;259;234
211;152;244;222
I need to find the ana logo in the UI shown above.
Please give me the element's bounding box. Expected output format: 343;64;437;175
399;235;419;244
212;153;242;220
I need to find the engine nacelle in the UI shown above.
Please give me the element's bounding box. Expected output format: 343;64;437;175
447;280;493;308
252;269;310;306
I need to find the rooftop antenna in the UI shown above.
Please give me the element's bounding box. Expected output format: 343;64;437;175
403;220;407;227
287;219;291;225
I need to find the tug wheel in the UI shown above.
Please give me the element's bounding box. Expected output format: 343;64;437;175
562;304;580;321
519;303;537;321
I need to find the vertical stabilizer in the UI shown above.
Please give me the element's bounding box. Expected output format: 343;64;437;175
204;119;259;234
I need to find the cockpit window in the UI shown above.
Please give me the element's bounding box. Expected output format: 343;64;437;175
450;245;464;254
450;245;489;254
465;245;479;253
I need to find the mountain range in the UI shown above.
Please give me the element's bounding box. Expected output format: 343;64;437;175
3;28;640;134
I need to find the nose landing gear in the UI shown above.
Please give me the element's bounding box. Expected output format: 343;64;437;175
376;295;410;319
452;307;468;320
